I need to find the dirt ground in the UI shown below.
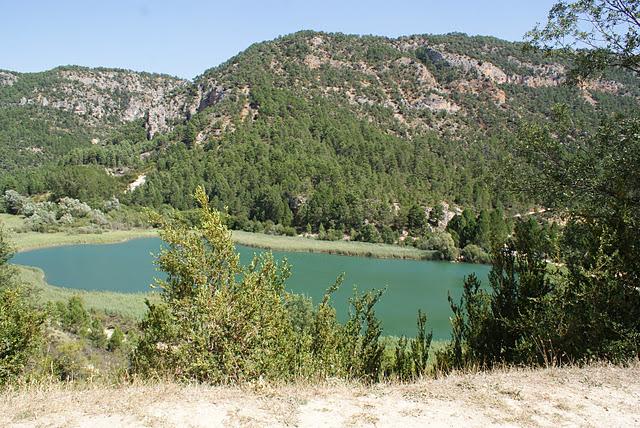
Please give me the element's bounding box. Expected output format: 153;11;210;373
2;363;638;427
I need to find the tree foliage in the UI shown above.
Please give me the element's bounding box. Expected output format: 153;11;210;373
132;187;391;382
0;227;44;385
526;0;640;81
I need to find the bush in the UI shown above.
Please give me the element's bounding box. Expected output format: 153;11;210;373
89;209;109;226
58;197;92;218
50;341;93;382
419;231;459;260
24;210;59;232
0;286;45;384
107;327;125;352
132;187;300;382
131;187;389;383
0;227;44;385
359;223;381;243
3;190;27;215
461;244;491;264
393;311;433;381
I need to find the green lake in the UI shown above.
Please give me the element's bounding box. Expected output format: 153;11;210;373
11;238;490;339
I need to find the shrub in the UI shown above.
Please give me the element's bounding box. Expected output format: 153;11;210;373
89;209;109;226
359;223;381;243
3;190;27;215
461;244;491;264
103;197;121;212
132;187;299;382
131;187;389;383
107;327;125;352
50;341;92;382
419;231;459;260
24;210;59;233
393;311;433;381
58;197;92;218
0;227;44;385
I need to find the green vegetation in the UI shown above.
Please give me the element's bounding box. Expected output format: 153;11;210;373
16;265;152;319
526;0;640;81
132;187;434;382
436;1;640;371
1;1;639;387
2;30;638;253
232;230;435;260
0;226;44;385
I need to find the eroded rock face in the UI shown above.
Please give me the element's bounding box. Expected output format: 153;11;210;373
0;71;17;86
2;32;634;145
7;68;198;138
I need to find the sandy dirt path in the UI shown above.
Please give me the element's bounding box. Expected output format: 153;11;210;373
2;363;638;427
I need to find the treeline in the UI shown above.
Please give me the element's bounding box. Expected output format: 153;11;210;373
126;85;519;235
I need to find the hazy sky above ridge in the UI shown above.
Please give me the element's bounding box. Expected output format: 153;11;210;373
2;0;558;79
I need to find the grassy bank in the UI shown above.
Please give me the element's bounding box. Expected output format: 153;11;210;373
16;265;154;319
0;213;157;253
2;213;435;260
232;230;435;260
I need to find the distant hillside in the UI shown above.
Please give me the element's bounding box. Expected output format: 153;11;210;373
1;31;638;228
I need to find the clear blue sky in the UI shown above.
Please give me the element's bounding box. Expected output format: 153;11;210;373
1;0;557;79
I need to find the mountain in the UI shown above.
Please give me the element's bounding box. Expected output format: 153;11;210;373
1;31;638;229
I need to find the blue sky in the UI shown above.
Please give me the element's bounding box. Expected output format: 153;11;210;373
2;0;557;78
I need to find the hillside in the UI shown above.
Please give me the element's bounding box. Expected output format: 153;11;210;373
1;31;638;231
2;363;638;427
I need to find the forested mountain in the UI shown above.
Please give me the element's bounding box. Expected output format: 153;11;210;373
1;31;638;230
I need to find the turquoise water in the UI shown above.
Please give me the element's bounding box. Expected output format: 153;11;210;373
12;238;490;339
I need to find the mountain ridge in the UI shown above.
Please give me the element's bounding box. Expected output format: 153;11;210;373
2;30;637;148
1;31;638;226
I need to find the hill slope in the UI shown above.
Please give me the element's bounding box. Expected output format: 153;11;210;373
1;31;638;229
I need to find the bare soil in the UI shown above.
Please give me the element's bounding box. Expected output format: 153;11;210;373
2;363;638;427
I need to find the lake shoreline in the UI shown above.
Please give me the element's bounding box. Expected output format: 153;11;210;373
3;213;436;261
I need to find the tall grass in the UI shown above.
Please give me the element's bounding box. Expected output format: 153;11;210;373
232;230;436;260
16;265;154;319
2;214;433;260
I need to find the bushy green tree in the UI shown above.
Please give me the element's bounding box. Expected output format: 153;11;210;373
107;326;125;352
526;0;640;81
419;231;459;261
0;227;44;385
393;310;433;380
132;187;392;383
438;219;557;370
132;187;297;382
407;204;427;234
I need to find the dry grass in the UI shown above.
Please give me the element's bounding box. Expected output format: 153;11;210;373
2;363;638;427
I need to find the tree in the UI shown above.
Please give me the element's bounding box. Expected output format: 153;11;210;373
359;223;381;243
419;231;459;261
0;227;44;385
182;122;197;148
107;326;125;352
428;204;444;227
438;222;556;370
518;2;640;363
407;204;427;234
132;187;297;382
526;0;640;81
473;210;491;251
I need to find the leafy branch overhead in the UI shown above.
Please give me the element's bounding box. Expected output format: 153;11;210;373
526;0;640;80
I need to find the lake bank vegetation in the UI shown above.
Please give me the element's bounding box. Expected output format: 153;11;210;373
0;0;638;400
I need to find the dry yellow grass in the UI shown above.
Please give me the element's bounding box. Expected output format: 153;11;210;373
2;363;638;427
